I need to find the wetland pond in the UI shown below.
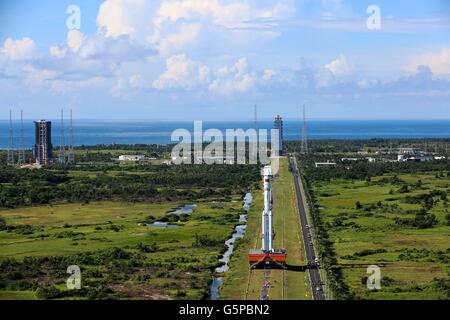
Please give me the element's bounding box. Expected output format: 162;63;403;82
210;193;253;300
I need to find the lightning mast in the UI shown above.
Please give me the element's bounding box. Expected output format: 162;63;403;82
254;104;258;131
300;105;308;155
7;109;14;165
68;109;75;163
59;109;66;165
18;110;25;165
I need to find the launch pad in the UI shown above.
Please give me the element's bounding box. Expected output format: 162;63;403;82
248;166;287;269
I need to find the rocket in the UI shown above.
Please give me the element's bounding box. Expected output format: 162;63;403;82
261;166;273;253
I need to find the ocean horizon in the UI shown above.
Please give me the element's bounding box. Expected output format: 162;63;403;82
0;119;450;148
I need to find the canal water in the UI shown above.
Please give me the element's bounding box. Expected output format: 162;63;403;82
210;193;253;300
168;204;197;215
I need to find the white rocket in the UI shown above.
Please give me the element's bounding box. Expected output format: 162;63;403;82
261;166;273;253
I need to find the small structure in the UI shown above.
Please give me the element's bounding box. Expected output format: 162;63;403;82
197;156;235;165
398;154;433;162
118;155;146;162
399;148;421;155
315;161;337;168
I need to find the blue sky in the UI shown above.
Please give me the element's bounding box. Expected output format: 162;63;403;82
0;0;449;120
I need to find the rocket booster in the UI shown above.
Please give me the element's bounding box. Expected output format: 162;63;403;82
262;166;273;252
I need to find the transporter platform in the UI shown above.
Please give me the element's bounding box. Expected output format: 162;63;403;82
248;249;287;268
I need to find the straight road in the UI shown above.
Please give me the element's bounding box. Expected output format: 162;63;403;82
290;155;326;300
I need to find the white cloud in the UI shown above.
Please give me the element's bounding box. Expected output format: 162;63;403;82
153;54;209;90
0;37;36;61
209;57;256;95
67;30;85;52
50;30;84;59
262;68;276;81
154;0;251;30
406;48;450;75
324;55;351;76
97;0;151;38
21;30;155;95
155;23;201;55
97;0;294;55
129;74;144;88
49;46;67;59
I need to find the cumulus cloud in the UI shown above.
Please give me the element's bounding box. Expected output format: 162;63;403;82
324;55;351;76
0;37;36;61
35;32;155;85
406;48;450;76
97;0;155;39
67;30;85;52
155;23;201;55
154;0;251;29
209;57;256;95
153;54;209;90
97;0;294;56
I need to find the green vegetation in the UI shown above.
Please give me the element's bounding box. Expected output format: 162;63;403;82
303;160;450;300
0;200;247;300
0;164;259;208
0;155;261;300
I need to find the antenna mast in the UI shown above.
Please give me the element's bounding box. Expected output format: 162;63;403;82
7;109;15;165
300;105;308;155
254;104;258;131
68;109;75;163
59;109;66;165
18;110;25;164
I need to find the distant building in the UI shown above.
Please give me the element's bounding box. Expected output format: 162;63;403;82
399;148;423;155
118;155;146;162
198;156;235;165
274;115;284;155
33;120;53;165
398;154;433;162
315;161;337;168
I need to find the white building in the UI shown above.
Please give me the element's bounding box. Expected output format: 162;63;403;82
118;155;146;162
315;161;337;168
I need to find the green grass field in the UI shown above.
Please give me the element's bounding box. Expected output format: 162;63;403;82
313;173;450;299
221;158;310;300
0;199;243;300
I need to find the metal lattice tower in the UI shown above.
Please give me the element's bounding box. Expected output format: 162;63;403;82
18;110;25;165
59;109;66;164
300;105;308;155
254;104;258;131
7;109;15;165
68;109;75;163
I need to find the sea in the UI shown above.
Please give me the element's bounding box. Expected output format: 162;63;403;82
0;120;449;148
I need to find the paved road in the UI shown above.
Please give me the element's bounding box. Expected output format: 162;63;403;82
290;156;326;300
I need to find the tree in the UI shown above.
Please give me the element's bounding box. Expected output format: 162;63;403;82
445;213;450;226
